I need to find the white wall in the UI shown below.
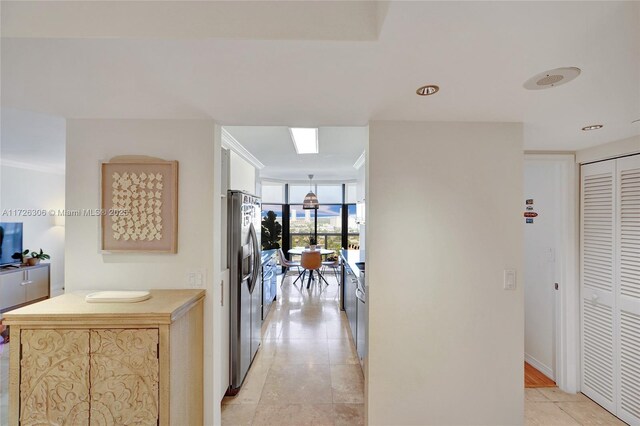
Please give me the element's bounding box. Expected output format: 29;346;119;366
65;119;217;425
367;121;524;425
356;155;366;249
0;166;65;294
576;134;640;164
229;150;256;194
523;160;561;380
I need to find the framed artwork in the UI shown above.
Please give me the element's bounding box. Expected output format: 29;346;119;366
101;156;178;253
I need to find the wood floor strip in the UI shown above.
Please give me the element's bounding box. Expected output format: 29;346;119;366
525;362;556;388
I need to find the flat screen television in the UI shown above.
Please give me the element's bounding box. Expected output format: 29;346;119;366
0;222;23;266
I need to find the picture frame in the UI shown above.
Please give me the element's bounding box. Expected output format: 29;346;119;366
100;156;178;253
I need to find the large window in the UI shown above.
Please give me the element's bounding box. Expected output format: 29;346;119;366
263;181;361;254
261;182;285;204
288;185;311;204
316;205;342;251
316;185;343;204
289;205;314;248
261;204;283;250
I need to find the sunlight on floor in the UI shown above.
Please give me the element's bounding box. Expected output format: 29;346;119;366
222;271;364;426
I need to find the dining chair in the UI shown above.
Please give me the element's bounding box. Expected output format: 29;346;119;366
300;250;330;289
321;257;341;284
278;248;301;286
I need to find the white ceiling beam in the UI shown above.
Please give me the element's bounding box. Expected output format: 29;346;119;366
1;1;387;41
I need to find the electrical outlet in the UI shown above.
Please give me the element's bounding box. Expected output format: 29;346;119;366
186;268;205;288
504;269;517;290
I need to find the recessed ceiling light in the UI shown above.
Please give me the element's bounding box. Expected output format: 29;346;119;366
582;124;603;131
416;85;439;96
523;67;581;90
289;128;318;154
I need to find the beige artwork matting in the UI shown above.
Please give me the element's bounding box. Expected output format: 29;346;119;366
101;156;178;253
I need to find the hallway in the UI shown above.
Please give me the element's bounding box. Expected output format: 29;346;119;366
222;271;365;425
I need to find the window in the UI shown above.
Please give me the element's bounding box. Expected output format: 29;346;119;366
316;185;343;204
262;182;285;204
317;205;342;251
345;183;358;204
260;180;361;252
261;204;283;250
289;205;314;248
347;204;360;249
289;185;312;204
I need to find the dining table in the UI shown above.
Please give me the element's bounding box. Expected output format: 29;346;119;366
287;248;336;287
287;248;335;256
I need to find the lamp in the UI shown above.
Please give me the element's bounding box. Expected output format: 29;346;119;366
303;174;319;210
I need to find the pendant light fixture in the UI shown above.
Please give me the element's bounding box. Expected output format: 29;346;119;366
303;174;319;209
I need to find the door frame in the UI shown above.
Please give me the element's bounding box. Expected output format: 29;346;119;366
524;153;579;393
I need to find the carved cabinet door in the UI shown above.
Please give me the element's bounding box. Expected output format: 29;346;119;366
20;329;91;426
89;329;159;425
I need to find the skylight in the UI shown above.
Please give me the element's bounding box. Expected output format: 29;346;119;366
289;128;318;154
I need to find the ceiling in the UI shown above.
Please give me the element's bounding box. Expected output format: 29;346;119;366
224;126;366;181
1;1;639;151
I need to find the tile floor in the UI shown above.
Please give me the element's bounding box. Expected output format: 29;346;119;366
222;271;365;426
222;270;626;426
525;388;627;425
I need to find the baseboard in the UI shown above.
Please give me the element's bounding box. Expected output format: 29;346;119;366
525;353;555;381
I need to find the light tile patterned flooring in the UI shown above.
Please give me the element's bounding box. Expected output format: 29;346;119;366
526;388;627;425
222;271;365;426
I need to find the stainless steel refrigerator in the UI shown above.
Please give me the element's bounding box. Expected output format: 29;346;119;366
227;190;262;395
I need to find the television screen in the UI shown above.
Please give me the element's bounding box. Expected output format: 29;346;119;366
0;222;23;266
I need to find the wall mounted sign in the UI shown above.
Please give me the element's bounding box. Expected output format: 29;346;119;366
526;199;534;205
524;212;538;218
526;206;534;211
526;218;534;224
101;156;179;253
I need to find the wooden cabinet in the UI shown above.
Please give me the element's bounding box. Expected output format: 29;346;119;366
0;264;50;313
3;289;204;426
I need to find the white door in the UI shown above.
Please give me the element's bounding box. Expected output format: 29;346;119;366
616;155;640;425
581;154;640;424
581;160;616;413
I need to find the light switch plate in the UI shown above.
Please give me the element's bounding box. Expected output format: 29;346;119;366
504;269;517;290
186;268;205;288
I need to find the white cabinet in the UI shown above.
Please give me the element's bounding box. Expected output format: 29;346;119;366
581;154;640;425
0;265;50;313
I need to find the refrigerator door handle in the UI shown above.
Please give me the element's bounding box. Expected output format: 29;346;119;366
248;223;261;293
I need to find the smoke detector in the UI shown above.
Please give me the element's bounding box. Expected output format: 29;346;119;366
523;67;581;90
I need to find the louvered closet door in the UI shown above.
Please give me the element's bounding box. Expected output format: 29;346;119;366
616;155;640;425
581;160;617;413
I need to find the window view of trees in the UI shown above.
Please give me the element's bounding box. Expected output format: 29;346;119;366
261;204;283;250
261;183;361;253
289;204;359;251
